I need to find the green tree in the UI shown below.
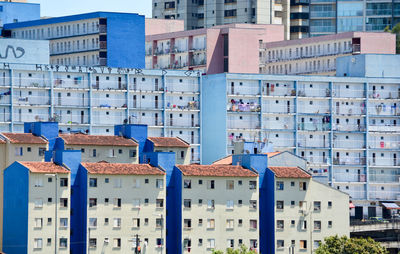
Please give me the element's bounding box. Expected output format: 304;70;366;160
316;235;389;254
384;23;400;54
212;245;257;254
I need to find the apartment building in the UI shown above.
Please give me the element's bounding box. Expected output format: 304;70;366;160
55;133;140;164
270;166;349;253
75;162;166;254
0;65;201;162
3;161;71;254
0;0;39;27
2;12;145;68
260;32;396;75
202;54;400;215
152;0;290;37
176;164;259;253
146;24;284;74
146;137;191;165
145;18;185;36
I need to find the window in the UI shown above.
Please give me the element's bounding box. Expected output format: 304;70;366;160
300;181;307;190
92;149;97;157
328;201;332;208
133;199;140;208
113;218;121;228
184;179;191;189
314;240;321;249
60;218;68;228
276;181;284;190
104;218;109;225
133;218;140;228
226;219;234;229
301;220;307;230
180;151;185;158
89;178;97;187
113;178;122;188
35;198;43;208
226;180;234;190
156;199;164;208
89;218;97;228
184;199;192;208
156;179;164;188
105;178;109;183
314;221;321;230
105;198;109;204
207;200;215;209
60;178;68;187
156;218;163;228
207;219;215;229
129;149;137;158
226;200;234;209
113;238;121;248
184;238;192;249
291;220;295;226
39;147;46;156
300;240;307;249
15;147;23;156
277;220;284;229
250;200;257;209
184;219;192;229
145;198;149;205
277;200;284;210
34;238;43;249
277;240;284;248
291;181;295;187
328;221;332;227
249;181;257;190
89;238;97;248
207;180;215;189
238;219;243;226
34;177;43;187
34;218;43;228
59;238;68;248
114;198;122;208
250;220;257;229
133;179;140;188
314;201;321;211
207;239;216;249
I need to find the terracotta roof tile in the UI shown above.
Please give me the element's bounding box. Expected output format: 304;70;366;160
269;166;311;179
20;162;69;174
1;133;48;144
177;164;257;177
147;137;190;148
60;134;138;147
82;162;165;175
212;152;283;165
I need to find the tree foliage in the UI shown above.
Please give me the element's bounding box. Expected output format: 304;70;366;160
384;23;400;54
315;235;388;254
212;245;257;254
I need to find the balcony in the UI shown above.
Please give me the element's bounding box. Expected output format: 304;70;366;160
228;103;261;113
353;44;361;54
166;101;200;111
99;25;107;34
310;11;336;18
333;124;366;132
369;141;400;150
190;59;206;67
297;123;331;131
333;157;366;165
369;125;400;132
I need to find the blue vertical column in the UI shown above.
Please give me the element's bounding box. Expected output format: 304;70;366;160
49;70;54;118
162;72;166;137
125;73;130;121
329;81;334;186
9;69;13;132
364;82;370;200
259;79;263;142
294;80;298;155
88;73;93;134
198;74;202;164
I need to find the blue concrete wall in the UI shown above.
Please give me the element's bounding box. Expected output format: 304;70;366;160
106;13;145;68
115;124;148;162
336;54;400;78
233;154;274;254
201;74;228;164
0;2;40;26
25;122;59;151
3;162;29;254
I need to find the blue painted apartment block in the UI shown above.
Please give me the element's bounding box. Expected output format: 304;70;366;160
115;124;148;162
0;1;40;27
3;12;145;68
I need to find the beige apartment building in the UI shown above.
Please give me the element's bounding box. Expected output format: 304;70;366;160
3;161;71;253
147;137;191;165
177;164;259;252
57;134;139;164
271;166;349;253
82;162;166;254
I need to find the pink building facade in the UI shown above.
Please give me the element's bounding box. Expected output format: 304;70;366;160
146;24;285;74
145;18;185;36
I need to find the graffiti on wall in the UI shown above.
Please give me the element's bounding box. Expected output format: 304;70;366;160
0;45;25;59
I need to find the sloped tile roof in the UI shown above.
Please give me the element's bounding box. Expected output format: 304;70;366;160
1;133;48;144
269;166;311;179
82;162;165;175
147;137;190;148
20;162;69;173
59;134;138;147
177;164;257;177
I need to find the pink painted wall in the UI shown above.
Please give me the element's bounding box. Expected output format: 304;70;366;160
356;32;396;54
145;18;185;36
206;29;224;74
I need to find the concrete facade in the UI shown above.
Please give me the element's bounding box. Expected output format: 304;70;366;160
145;18;184;36
0;1;39;27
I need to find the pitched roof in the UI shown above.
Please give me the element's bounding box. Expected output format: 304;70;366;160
147;137;190;148
1;133;48;144
269;166;311;179
20;162;69;174
59;134;138;147
213;152;283;165
177;165;257;177
81;162;165;175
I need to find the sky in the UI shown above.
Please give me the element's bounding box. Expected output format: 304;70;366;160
29;0;152;18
